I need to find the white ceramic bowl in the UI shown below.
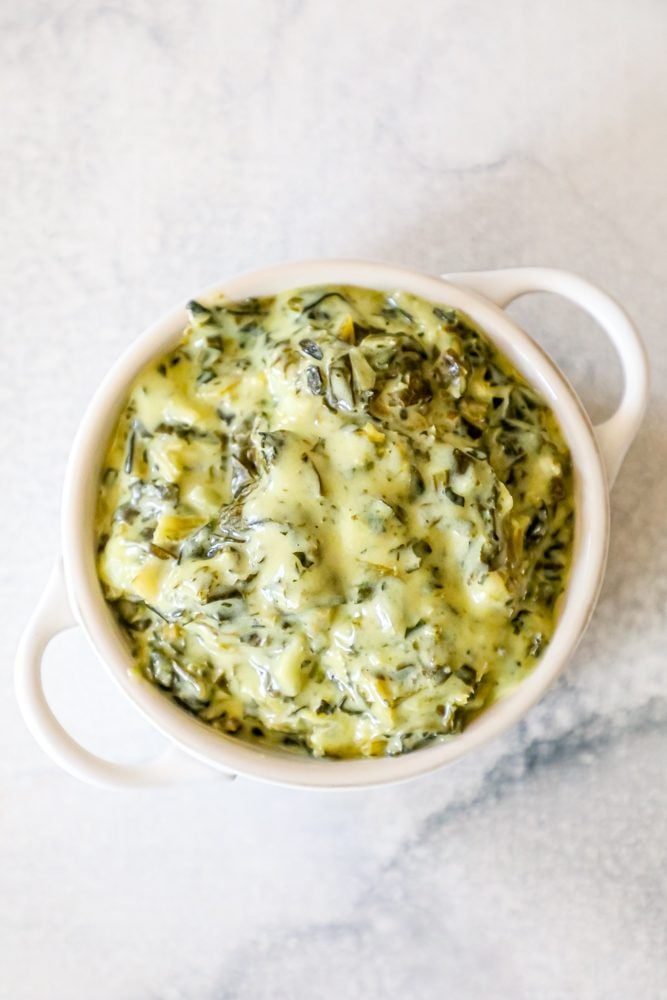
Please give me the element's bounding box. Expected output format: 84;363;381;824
15;261;648;789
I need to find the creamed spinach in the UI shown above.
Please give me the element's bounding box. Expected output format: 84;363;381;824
96;285;574;758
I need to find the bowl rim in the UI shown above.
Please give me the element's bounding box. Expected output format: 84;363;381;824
60;258;609;789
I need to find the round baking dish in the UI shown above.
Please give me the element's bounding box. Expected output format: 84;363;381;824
15;262;648;788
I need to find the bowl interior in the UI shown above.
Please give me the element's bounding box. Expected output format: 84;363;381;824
62;260;609;788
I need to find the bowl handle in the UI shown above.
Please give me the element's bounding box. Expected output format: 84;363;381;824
15;560;230;788
441;267;649;486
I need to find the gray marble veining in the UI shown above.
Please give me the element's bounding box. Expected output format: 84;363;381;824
2;1;666;998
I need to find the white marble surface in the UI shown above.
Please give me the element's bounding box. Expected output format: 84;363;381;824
2;2;666;997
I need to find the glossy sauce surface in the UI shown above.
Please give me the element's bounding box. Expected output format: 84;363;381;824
96;285;574;758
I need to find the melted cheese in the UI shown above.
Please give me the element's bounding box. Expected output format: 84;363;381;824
95;285;574;758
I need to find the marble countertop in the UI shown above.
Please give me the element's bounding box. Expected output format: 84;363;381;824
2;2;666;997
